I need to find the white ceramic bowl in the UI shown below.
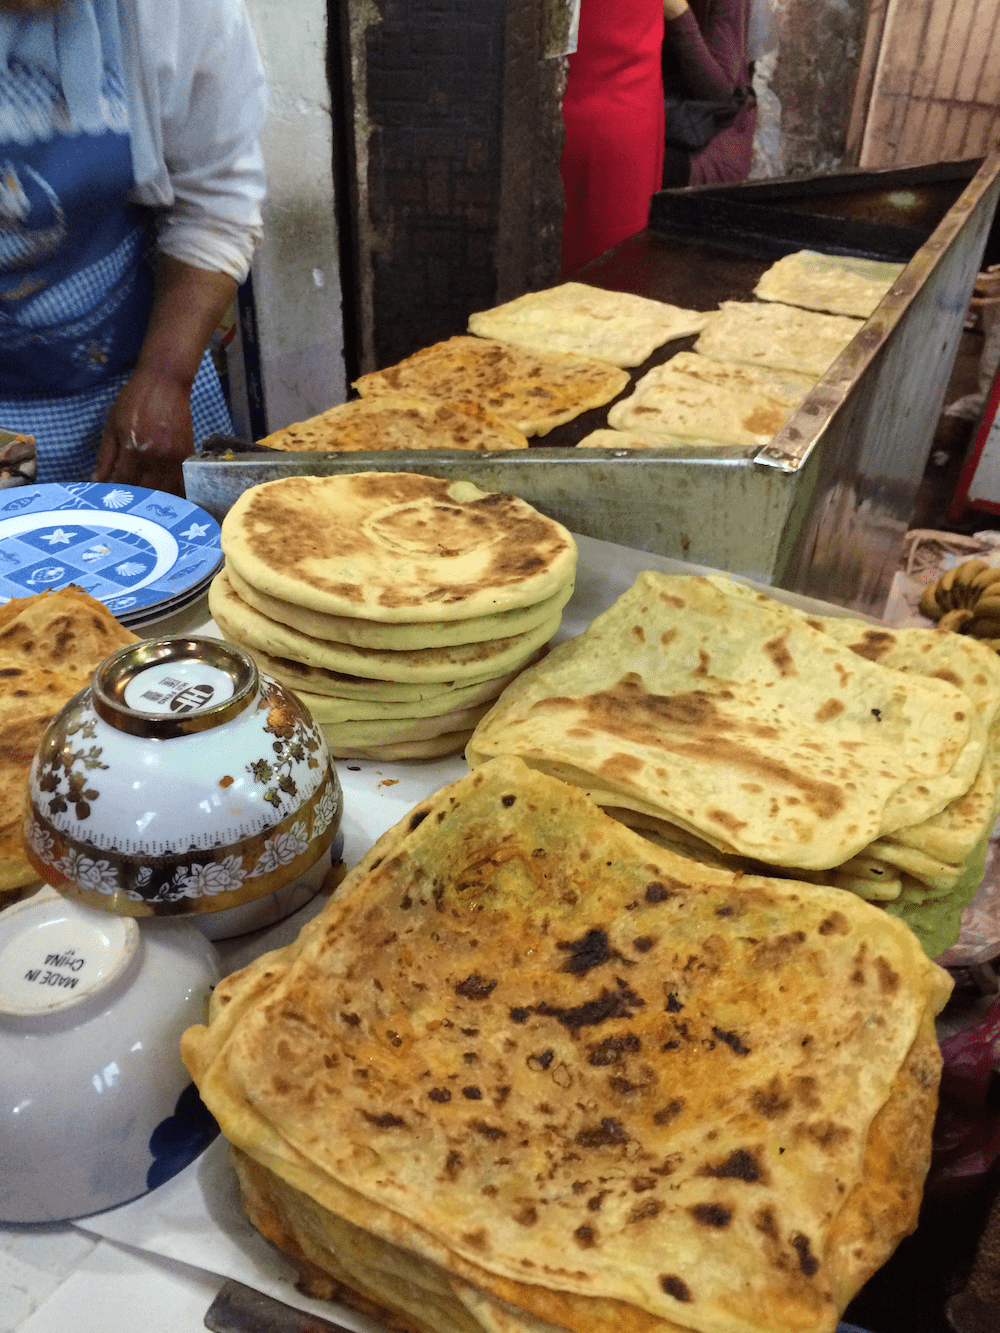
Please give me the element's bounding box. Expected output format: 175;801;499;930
24;636;342;921
0;888;220;1223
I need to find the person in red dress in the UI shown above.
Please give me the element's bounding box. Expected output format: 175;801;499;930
559;0;665;276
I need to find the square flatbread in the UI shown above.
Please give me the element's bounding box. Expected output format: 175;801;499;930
467;282;709;367
754;250;905;319
466;572;984;874
695;301;864;379
183;756;953;1333
353;336;629;437
605;351;816;449
257;395;528;453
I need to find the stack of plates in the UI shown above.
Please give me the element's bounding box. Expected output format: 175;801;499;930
0;482;222;629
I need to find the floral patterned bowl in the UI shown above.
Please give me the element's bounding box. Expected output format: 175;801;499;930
25;636;342;920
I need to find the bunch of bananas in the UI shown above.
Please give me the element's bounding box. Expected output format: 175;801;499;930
919;559;1000;646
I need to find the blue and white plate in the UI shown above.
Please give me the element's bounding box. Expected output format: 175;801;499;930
0;482;222;625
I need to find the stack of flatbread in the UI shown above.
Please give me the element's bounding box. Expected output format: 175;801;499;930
467;572;1000;958
183;756;953;1333
257;395;529;453
0;586;137;906
209;473;577;760
353;335;629;437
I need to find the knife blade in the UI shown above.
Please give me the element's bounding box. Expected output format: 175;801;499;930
204;1278;361;1333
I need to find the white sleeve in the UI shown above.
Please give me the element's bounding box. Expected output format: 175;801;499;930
122;0;268;283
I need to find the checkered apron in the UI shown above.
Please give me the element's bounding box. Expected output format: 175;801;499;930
0;0;232;483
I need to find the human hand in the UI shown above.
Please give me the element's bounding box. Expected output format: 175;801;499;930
663;0;690;19
93;366;194;497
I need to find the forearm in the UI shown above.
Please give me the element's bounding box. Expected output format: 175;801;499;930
93;256;237;495
136;255;237;389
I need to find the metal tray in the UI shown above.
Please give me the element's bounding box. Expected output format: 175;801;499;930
184;156;1000;617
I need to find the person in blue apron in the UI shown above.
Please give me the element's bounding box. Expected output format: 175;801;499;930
0;0;266;495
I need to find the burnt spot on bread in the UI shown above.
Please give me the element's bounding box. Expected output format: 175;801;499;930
527;1049;556;1072
763;631;796;677
712;1026;750;1055
515;1204;539;1227
558;928;633;975
628;1197;664;1224
660;1275;691;1302
645;879;683;903
792;1233;819;1276
575;1117;629;1148
875;956;900;994
704;1149;761;1182
750;1078;792;1119
531;979;646;1032
362;1111;406;1129
845;630;896;662
588;1033;641;1066
428;1088;451;1103
817;911;849;936
751;932;806;970
754;1206;778;1238
408;810;428;831
443;1150;464;1180
633;936;655;952
470;1120;507;1141
455;973;497;1000
814;698;845;722
574;1224;597;1248
653;1099;685;1125
462;1086;483;1100
461;1228;489;1252
665;992;685;1012
691;1203;732;1227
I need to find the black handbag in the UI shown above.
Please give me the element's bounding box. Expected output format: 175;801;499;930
663;85;752;153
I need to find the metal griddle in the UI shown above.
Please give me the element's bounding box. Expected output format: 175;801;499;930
185;155;1000;617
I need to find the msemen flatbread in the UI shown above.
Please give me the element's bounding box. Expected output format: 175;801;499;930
694;301;864;378
220;473;578;623
209;567;562;684
468;282;709;368
0;587;137;894
257;395;529;453
754;250;905;319
225;561;575;651
466;572;983;871
606;352;816;450
353;336;629;436
183;757;952;1333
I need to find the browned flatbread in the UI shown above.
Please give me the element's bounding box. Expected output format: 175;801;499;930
184;757;951;1333
353;336;629;437
0;588;137;893
257;394;529;453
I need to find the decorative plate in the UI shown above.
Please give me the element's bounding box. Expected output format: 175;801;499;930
0;482;222;623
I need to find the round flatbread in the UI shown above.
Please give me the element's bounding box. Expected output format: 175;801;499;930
240;643;532;704
210;568;561;684
225;561;575;651
318;702;490;751
221;473;577;623
288;666;526;722
322;728;475;761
